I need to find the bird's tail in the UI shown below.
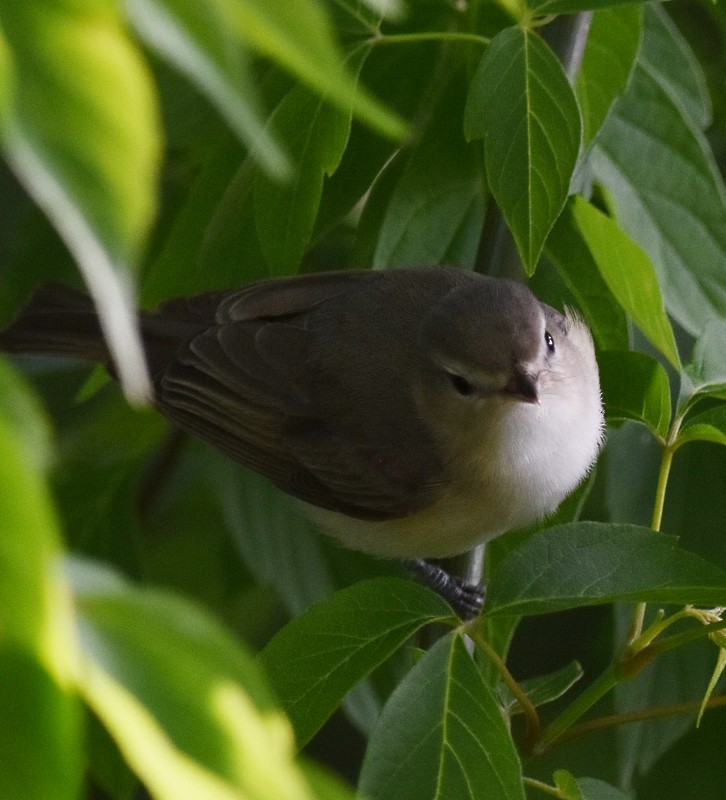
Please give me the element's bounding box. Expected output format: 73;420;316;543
0;283;108;363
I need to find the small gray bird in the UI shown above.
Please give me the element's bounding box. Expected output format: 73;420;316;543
0;268;604;617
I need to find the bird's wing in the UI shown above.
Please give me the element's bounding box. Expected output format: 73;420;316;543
153;274;445;520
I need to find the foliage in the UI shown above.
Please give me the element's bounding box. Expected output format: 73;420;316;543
1;1;725;799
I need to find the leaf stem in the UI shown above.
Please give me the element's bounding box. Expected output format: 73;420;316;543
368;31;490;48
535;665;619;754
546;693;726;750
627;410;684;643
468;627;541;755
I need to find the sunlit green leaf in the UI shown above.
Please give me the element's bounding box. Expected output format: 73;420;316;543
359;633;525;800
259;578;455;748
465;27;581;272
71;559;313;800
0;0;161;402
527;0;648;15
545;200;629;352
599;350;671;440
570;196;680;369
0;362;83;800
682;319;726;404
486;522;726;617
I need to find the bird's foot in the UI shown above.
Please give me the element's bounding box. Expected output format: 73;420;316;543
405;558;485;621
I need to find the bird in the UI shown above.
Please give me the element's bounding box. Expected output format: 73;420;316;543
0;267;604;618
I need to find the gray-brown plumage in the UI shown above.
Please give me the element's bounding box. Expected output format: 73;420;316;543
0;268;604;565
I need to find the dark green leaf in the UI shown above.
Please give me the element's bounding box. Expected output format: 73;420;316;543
465;27;580;273
254;84;352;274
359;633;525;800
570;197;680;369
599;351;672;440
258;578;455;748
677;405;726;450
545;200;629;352
71;559;313;800
486;522;726;617
591;5;726;337
372;75;483;268
575;6;642;144
126;0;289;178
499;661;583;714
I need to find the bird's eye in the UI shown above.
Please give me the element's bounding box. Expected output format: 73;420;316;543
544;331;555;353
448;372;475;397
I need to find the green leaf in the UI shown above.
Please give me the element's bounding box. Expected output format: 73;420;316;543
464;26;581;272
575;777;633;800
570;196;680;369
676;405;726;450
0;0;161;403
545;200;629;352
499;661;583;714
486;522;726;617
258;578;455;748
125;0;289;179
0;362;83;800
222;0;405;140
358;633;525;800
554;770;582;800
372;74;483;268
682;319;726;403
599;350;672;440
591;5;726;337
575;6;642;144
0;647;83;800
71;558;314;800
0;24;10;131
254;83;352;275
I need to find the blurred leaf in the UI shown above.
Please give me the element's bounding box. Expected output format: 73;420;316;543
126;0;289;178
0;0;161;403
576;777;633;799
527;0;647;14
71;558;313;800
499;661;583;714
373;75;483;268
575;6;642;144
676;405;726;450
591;5;726;337
0;361;83;800
599;351;672;440
258;578;455;748
254;83;352;275
545;201;629;352
0;24;9;130
0;647;83;800
464;26;581;272
221;0;405;139
486;522;726;617
358;633;525;800
570;196;680;369
209;454;334;617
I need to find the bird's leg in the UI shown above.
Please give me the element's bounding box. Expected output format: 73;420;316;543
404;558;485;621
